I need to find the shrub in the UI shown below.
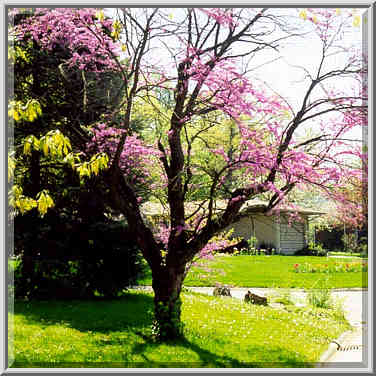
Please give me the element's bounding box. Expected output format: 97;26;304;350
356;236;368;257
235;237;277;256
13;213;146;299
294;242;328;257
258;242;277;255
341;233;358;253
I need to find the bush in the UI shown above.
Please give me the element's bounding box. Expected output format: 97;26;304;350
13;213;146;299
234;237;277;256
341;233;358;253
294;242;328;257
356;236;368;257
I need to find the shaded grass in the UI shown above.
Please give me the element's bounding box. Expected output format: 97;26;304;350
10;290;350;368
137;255;367;289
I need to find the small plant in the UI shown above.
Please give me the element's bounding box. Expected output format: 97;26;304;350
307;278;339;309
274;290;295;306
307;288;332;309
234;236;258;255
247;236;257;250
258;242;277;255
237;247;255;255
306;278;333;309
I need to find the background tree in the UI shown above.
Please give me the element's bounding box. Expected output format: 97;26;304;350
9;8;145;299
10;7;367;339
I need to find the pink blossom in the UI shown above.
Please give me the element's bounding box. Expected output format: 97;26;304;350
14;8;121;72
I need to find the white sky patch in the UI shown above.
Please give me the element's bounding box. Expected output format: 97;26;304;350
105;7;366;142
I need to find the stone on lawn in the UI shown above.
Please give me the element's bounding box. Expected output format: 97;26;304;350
213;286;232;297
244;290;268;306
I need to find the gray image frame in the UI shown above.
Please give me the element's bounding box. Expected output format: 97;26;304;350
1;1;374;374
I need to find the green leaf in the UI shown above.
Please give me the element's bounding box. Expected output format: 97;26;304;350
23;139;32;156
41;140;49;157
8;154;16;182
36;190;54;217
13;110;20;121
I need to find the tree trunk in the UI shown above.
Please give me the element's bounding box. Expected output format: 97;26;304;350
151;264;186;340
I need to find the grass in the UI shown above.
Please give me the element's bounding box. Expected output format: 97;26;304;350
137;255;367;289
327;251;365;258
10;290;350;368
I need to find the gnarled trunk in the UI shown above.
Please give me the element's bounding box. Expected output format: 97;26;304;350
151;264;186;340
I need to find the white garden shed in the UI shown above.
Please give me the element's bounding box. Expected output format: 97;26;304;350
141;199;325;255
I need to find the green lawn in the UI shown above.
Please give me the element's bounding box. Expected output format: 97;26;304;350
10;290;350;368
137;255;367;289
328;251;365;258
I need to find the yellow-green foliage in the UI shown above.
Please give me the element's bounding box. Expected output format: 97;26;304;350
9;99;42;123
9;186;53;217
35;190;55;216
8;153;16;182
8;44;31;63
22;130;72;158
9;185;38;215
76;153;109;179
12;128;109;217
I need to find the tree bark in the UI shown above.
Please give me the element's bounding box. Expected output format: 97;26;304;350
151;263;186;340
105;167;188;340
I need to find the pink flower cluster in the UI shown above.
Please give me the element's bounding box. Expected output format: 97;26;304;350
13;8;120;72
199;237;236;259
198;8;237;28
298;8;357;41
86;123;161;186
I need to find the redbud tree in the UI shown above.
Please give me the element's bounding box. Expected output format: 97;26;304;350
11;7;367;339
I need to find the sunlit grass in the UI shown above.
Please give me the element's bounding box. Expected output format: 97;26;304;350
138;255;367;289
10;290;350;368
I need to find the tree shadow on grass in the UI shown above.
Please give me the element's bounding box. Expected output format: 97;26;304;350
12;292;314;368
128;331;314;368
13;291;154;334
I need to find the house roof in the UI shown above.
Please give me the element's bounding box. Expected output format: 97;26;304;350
141;199;325;217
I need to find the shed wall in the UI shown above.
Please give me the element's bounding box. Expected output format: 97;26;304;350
227;214;308;255
279;215;307;255
228;214;279;249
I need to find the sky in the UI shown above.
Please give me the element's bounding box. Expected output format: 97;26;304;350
109;7;364;106
106;7;366;140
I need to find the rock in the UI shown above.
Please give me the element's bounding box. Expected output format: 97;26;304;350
244;290;268;306
213;286;232;297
